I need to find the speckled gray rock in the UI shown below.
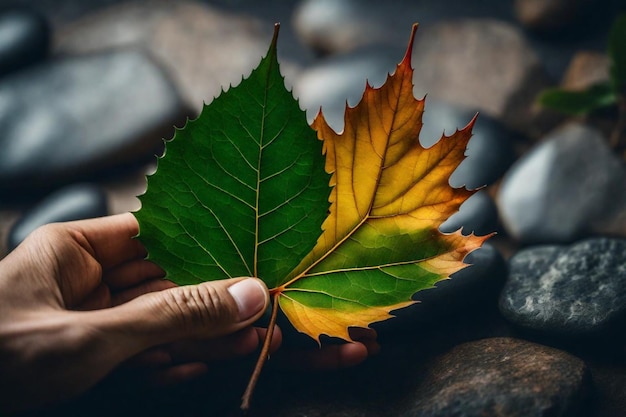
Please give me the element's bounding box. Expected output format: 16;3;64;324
399;337;590;417
0;7;50;77
0;49;187;195
497;123;626;243
500;238;626;337
7;184;108;250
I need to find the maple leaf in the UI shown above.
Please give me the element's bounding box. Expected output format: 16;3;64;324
134;23;491;412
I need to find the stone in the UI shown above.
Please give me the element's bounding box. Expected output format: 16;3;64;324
514;0;592;33
497;123;626;243
293;44;404;130
54;0;297;110
420;100;518;189
560;51;610;91
0;7;50;77
440;191;499;236
7;184;108;251
499;238;626;337
292;0;390;55
410;19;553;138
0;49;188;195
399;337;591;417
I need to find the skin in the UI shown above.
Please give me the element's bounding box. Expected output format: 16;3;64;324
0;213;378;413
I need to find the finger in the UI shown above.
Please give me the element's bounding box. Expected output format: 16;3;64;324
84;277;269;360
103;259;165;290
111;279;176;306
277;342;370;371
165;326;282;363
149;363;208;386
64;213;145;269
75;283;111;311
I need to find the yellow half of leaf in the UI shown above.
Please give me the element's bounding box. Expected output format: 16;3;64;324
273;24;491;343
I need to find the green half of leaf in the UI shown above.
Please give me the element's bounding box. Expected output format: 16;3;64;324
538;83;617;116
134;27;330;288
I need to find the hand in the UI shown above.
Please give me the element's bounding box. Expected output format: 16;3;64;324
0;213;375;413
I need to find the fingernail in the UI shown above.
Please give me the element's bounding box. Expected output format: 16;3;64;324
228;279;268;321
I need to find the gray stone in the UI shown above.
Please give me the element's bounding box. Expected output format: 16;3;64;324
292;0;391;55
420;100;517;189
0;6;50;77
514;0;593;33
440;191;499;236
499;238;626;337
411;19;553;137
54;0;295;110
293;44;403;131
0;49;187;195
399;337;590;417
497;123;626;243
7;184;108;251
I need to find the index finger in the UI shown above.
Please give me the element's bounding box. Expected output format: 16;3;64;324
66;212;145;268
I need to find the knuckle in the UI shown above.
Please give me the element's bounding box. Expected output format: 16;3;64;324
162;284;238;333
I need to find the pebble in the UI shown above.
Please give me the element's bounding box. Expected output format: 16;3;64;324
499;238;626;337
420;100;517;189
411;19;552;137
399;337;590;417
0;49;187;195
54;0;286;110
7;184;108;251
514;0;592;33
497;123;626;243
293;44;404;131
0;7;50;77
439;191;499;236
292;0;390;55
560;51;610;91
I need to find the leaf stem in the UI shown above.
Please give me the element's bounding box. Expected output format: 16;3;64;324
240;292;280;414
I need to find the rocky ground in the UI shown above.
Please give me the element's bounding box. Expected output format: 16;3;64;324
1;0;626;416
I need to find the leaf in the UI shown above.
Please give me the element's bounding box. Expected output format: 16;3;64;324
135;25;330;290
609;14;626;95
134;23;491;410
537;83;617;116
272;24;489;343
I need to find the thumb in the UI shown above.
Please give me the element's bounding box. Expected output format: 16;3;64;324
89;277;269;356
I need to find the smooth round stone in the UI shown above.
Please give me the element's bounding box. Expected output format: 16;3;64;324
7;184;108;250
499;238;626;338
423;100;518;189
439;190;499;236
497;123;626;243
0;49;188;196
399;337;590;417
293;44;404;132
0;7;50;77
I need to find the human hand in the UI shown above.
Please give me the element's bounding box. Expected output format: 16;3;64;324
0;213;375;413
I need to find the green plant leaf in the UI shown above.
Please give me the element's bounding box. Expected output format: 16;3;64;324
134;26;330;288
609;14;626;95
538;83;617;116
